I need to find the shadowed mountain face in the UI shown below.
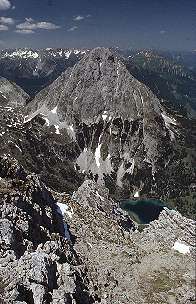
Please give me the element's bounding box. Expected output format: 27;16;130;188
25;47;195;214
0;105;84;194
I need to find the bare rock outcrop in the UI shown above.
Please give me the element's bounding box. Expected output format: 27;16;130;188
0;157;91;303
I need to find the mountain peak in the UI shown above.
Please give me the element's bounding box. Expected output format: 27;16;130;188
28;47;161;124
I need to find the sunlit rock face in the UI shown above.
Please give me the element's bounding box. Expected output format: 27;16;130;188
26;47;195;205
0;77;29;107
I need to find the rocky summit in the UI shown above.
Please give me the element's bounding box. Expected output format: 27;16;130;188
0;47;195;303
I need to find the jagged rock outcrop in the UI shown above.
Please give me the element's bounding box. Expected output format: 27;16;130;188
26;47;195;215
55;180;196;304
0;77;29;107
0;156;93;303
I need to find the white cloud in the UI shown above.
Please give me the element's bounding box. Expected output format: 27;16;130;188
0;24;8;30
36;21;60;30
0;16;14;24
16;20;37;30
160;30;167;34
67;26;78;32
0;0;11;10
16;18;60;31
73;15;85;21
15;29;35;34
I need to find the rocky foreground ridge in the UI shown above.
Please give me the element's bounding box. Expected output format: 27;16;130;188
0;156;93;303
0;157;195;303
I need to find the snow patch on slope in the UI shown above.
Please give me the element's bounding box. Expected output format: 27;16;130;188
76;146;112;183
161;112;177;141
56;202;74;240
57;202;73;219
51;106;57;114
161;112;177;126
55;125;60;134
24;105;76;139
102;111;108;121
172;241;190;254
95;143;102;167
126;158;135;175
134;191;140;198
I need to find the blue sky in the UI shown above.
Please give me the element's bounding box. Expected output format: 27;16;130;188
0;0;195;50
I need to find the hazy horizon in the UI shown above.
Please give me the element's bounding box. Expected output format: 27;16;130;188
0;46;196;53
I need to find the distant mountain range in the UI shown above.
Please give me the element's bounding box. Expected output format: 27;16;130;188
0;48;89;96
0;47;195;118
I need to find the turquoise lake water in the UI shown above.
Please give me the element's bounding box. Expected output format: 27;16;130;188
120;199;167;224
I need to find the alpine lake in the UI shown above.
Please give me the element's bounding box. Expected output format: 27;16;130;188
120;198;169;224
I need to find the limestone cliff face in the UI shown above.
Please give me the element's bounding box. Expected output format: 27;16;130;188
0;77;29;107
26;47;195;202
28;47;161;121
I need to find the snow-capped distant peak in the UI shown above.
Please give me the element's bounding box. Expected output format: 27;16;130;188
2;49;39;59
